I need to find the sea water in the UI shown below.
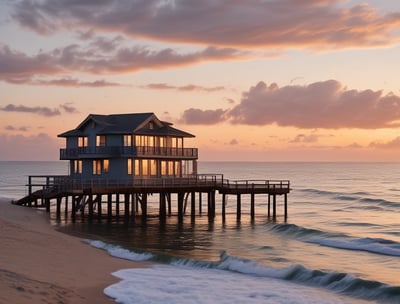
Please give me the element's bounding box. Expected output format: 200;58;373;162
1;161;400;303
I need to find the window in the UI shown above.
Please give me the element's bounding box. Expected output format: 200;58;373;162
142;159;149;176
93;160;109;175
161;161;167;175
96;135;106;147
103;159;109;173
78;137;88;147
74;160;82;174
159;137;165;147
123;135;132;146
150;159;157;176
127;158;133;175
135;159;140;176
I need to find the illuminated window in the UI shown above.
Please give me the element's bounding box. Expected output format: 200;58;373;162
168;161;174;176
127;158;133;175
93;160;101;175
161;161;167;175
93;160;109;175
150;159;157;176
140;160;148;176
96;135;106;147
175;161;180;176
103;159;109;173
78;137;88;147
123;135;132;146
134;159;140;176
74;160;82;174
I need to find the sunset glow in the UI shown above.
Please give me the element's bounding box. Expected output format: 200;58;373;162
1;0;400;161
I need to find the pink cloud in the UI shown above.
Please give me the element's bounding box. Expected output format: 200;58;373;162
369;137;400;149
11;0;400;48
180;108;227;125
229;80;400;129
0;43;246;82
0;103;79;116
141;83;225;92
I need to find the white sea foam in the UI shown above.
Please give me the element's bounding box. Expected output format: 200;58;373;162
307;237;400;257
104;265;369;304
86;240;154;261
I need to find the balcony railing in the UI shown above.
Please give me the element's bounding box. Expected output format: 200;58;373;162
60;146;198;159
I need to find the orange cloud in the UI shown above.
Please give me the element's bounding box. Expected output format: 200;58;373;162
11;0;400;48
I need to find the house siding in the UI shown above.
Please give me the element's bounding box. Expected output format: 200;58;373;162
59;113;197;181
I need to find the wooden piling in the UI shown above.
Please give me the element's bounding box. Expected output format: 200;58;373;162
250;193;255;220
236;194;241;220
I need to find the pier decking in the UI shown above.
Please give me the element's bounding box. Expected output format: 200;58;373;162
14;175;290;222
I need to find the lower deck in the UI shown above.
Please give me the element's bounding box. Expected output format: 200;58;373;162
14;175;291;221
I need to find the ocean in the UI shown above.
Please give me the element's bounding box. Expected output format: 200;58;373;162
1;161;400;303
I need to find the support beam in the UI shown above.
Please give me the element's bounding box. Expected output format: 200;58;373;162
141;193;148;218
236;194;241;221
116;194;120;218
198;192;202;215
97;195;102;221
56;197;61;219
222;193;226;221
191;192;196;218
250;193;255;220
159;193;166;220
284;193;288;219
107;194;112;220
124;194;130;219
178;192;184;222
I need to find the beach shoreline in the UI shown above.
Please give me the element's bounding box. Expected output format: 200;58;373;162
0;199;146;304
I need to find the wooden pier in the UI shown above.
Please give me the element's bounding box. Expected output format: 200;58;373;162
14;175;290;222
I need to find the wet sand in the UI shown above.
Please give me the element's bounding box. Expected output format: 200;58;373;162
0;199;146;304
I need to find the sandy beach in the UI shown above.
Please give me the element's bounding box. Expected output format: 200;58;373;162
0;199;145;304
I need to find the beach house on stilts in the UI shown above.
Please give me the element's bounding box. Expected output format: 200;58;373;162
58;113;198;181
15;112;290;222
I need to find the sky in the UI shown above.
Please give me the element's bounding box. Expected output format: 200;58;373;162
1;0;400;162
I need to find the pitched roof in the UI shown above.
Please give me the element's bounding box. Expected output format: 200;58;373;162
58;113;195;137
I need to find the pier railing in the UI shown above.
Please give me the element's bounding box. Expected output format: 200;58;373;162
24;175;290;196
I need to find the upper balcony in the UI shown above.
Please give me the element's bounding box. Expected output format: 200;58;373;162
60;146;198;160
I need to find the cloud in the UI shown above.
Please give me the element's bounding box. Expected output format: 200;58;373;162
369;137;400;149
290;134;320;143
0;104;61;116
59;103;79;113
0;43;246;82
4;125;29;132
140;83;225;92
180;108;227;125
5;76;123;87
0;103;79;116
10;0;400;49
229;139;238;145
229;80;400;129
